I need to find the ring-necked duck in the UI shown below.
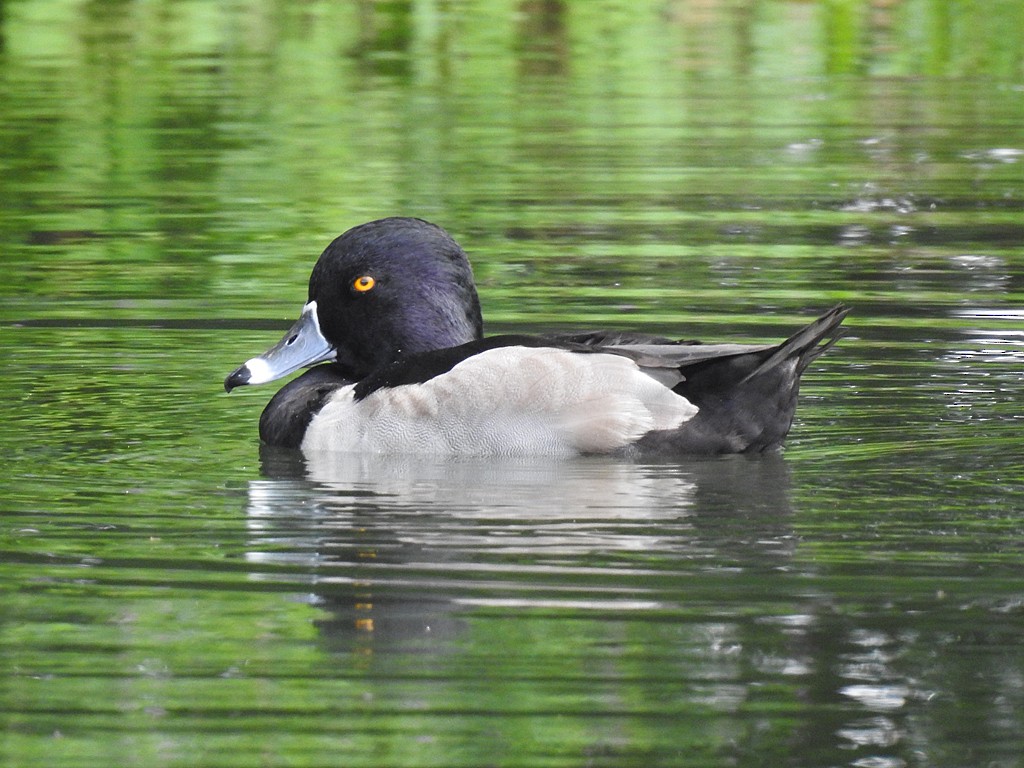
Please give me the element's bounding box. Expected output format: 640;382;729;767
225;217;847;456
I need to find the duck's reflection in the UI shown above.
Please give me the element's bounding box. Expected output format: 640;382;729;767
241;452;980;760
244;447;796;654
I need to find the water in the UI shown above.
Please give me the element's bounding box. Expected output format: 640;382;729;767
2;2;1024;767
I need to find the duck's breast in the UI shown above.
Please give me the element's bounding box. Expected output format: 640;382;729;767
300;346;697;456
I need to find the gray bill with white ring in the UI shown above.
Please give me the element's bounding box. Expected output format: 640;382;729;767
224;301;335;392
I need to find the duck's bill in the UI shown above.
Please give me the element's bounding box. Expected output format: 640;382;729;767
224;301;335;392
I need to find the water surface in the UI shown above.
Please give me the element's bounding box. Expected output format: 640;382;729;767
2;3;1023;767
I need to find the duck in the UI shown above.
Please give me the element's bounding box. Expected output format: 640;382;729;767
225;217;847;456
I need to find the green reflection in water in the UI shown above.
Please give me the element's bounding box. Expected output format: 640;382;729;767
2;2;1024;767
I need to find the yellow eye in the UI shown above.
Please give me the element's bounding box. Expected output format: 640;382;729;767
352;275;376;293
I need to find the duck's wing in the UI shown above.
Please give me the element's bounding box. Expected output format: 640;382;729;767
549;329;687;346
547;332;775;389
594;343;775;390
555;306;848;389
552;306;848;374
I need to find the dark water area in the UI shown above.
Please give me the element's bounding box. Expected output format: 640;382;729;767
2;2;1023;767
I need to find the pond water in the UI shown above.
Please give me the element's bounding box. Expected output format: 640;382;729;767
2;2;1023;767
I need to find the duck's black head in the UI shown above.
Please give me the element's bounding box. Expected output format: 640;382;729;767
225;217;483;392
310;217;483;374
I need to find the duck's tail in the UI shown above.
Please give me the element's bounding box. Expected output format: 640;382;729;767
741;304;849;384
632;306;849;455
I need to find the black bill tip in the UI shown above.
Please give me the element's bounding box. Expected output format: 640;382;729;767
224;365;251;393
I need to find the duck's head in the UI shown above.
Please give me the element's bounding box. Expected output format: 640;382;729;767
225;217;483;391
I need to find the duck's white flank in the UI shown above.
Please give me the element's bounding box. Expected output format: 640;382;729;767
300;346;698;456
